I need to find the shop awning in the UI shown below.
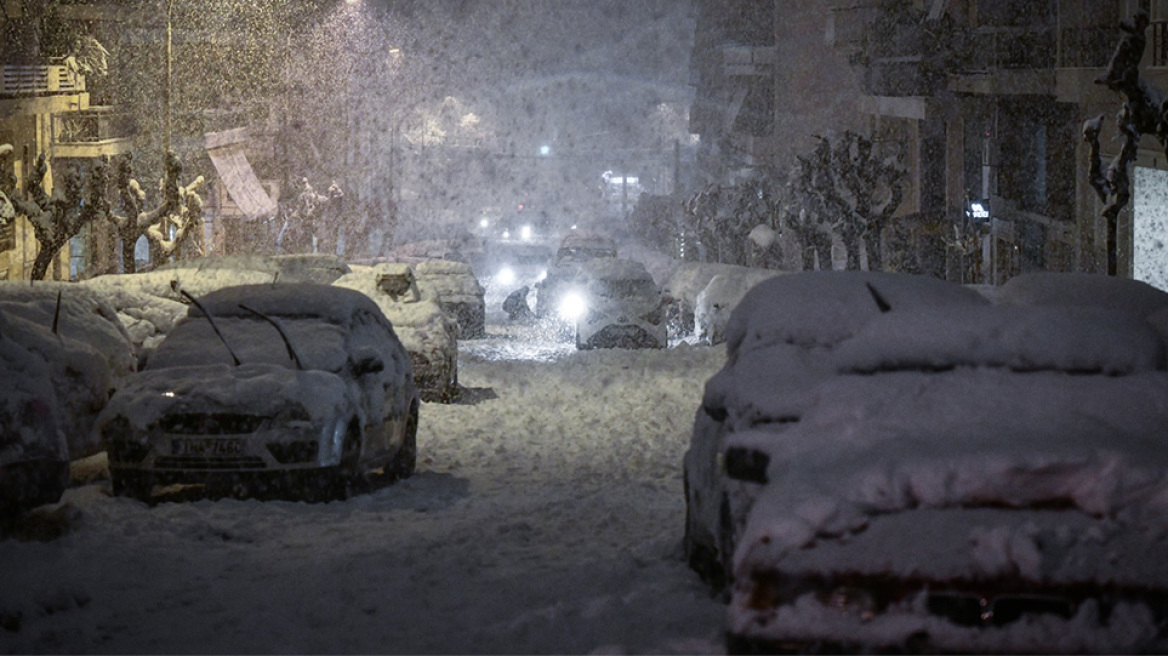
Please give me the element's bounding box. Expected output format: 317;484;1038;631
205;128;277;221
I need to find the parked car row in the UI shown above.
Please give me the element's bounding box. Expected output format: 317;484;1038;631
683;270;1168;653
1;253;473;511
0;283;138;521
84;253;482;404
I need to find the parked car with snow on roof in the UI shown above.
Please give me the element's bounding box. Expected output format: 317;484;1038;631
97;283;419;502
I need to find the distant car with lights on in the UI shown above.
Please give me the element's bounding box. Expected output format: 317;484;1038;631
97;283;420;502
555;258;667;350
535;231;618;319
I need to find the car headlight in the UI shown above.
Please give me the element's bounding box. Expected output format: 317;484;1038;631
497;266;516;286
319;418;347;466
558;291;587;321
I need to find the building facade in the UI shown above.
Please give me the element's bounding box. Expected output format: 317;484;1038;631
689;0;1168;284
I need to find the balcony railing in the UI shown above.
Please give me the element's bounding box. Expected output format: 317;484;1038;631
1153;21;1168;67
1;60;84;96
52;107;132;144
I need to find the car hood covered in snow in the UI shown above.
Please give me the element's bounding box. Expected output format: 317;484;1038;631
98;363;354;434
729;369;1168;578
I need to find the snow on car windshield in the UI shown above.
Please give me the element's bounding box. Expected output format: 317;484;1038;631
147;316;348;373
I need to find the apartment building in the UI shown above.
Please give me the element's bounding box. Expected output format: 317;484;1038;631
690;0;1168;285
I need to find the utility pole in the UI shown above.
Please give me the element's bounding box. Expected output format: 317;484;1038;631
163;0;172;154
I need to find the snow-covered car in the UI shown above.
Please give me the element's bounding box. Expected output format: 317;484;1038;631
0;312;70;521
555;230;617;264
0;282;134;459
335;263;459;402
684;271;1168;652
563;258;667;350
692;268;783;344
381;239;469;265
535;231;618;319
86;254;352;305
97;283;420;502
683;271;991;591
414;260;486;339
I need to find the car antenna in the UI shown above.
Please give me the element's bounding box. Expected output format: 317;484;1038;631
237;303;304;370
865;282;892;313
52;289;62;334
172;281;241;366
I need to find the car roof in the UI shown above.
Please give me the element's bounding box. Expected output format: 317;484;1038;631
190;283;383;325
559;231;616;250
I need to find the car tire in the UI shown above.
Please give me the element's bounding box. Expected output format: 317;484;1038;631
389;403;418;480
110;469;154;502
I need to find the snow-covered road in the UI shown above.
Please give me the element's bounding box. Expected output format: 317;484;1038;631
0;330;728;654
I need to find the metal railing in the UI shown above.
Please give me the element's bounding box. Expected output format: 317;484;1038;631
52;107;132;144
1;60;84;96
1152;20;1168;67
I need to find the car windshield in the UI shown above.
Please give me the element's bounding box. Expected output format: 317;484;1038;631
592;278;657;300
147;316;349;373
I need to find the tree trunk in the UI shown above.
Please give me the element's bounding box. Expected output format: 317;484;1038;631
840;225;862;270
121;236;138;274
814;233;834;271
30;239;63;281
864;231;883;272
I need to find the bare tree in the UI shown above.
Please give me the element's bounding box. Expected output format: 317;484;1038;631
107;150;205;272
1085;9;1162;276
783;154;834;271
790;132;906;271
4;153;110;281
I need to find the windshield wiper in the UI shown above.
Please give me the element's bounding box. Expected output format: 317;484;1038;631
173;281;241;366
237;303;305;370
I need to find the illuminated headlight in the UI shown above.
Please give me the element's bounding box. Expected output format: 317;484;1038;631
480;218;489;228
497;266;516;286
521;225;532;241
559;291;587;321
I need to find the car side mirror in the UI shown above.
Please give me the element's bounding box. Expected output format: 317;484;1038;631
351;348;385;377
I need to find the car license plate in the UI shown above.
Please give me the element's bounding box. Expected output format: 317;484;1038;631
171;438;246;457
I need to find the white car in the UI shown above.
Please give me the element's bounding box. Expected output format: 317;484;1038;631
535;231;618;319
550;258;667;350
97;283;419;502
414;260;486;339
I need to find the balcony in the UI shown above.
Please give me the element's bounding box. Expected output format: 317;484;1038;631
955;26;1055;72
1;60;84;97
51;107;133;159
